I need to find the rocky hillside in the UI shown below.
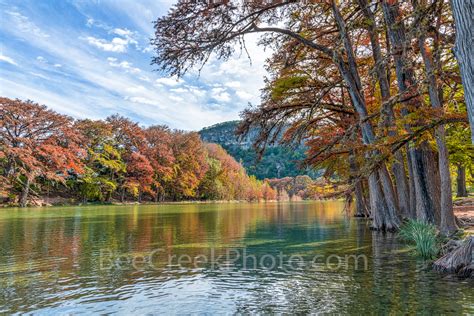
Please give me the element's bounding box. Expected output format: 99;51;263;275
199;121;321;180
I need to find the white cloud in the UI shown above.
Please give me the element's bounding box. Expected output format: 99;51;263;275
0;54;18;66
225;81;241;88
36;56;46;63
86;18;95;27
107;57;141;73
30;72;50;80
113;28;133;37
188;87;206;98
155;77;183;86
5;10;50;38
84;36;130;52
125;96;161;107
170;88;188;94
236;90;254;100
54;64;62;68
125;85;146;93
169;95;184;102
211;87;231;102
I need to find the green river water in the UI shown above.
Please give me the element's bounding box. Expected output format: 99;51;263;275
0;201;472;314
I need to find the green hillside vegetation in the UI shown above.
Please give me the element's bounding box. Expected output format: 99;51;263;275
199;121;321;180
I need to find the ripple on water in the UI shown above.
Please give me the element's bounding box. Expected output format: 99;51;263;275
0;202;473;314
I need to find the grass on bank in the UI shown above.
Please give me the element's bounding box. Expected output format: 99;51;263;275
398;219;440;259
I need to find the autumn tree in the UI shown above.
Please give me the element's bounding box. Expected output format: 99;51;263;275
167;131;208;200
144;125;175;201
0;98;84;206
74;119;126;202
106;115;152;201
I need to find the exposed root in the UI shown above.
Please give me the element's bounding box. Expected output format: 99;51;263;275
433;236;473;278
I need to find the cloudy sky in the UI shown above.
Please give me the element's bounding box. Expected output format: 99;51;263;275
0;0;270;130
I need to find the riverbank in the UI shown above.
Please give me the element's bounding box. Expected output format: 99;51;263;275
454;197;474;234
0;195;297;208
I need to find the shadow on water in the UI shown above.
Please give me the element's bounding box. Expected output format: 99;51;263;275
0;201;472;314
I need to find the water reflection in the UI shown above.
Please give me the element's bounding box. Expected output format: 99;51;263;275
0;202;472;314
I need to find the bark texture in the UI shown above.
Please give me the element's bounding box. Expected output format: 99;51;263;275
357;0;410;219
451;0;474;144
331;2;401;230
416;15;457;234
381;0;440;224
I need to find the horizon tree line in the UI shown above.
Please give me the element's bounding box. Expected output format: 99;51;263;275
0;97;278;206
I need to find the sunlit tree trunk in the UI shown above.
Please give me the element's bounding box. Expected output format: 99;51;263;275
451;0;474;144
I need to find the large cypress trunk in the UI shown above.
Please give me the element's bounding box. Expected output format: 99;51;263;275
456;165;468;197
451;0;474;144
416;18;457;234
356;0;410;220
409;146;436;223
331;2;401;230
381;0;443;224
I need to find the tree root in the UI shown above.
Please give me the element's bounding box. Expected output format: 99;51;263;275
433;236;473;278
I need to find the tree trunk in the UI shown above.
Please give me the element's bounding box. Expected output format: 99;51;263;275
331;2;401;229
354;180;368;217
406;147;417;219
457;165;468;197
423;144;442;225
392;152;410;219
357;0;410;219
120;187;125;203
451;0;474;144
350;158;369;217
436;132;457;234
349;140;368;217
410;146;436;224
369;170;400;231
19;177;31;207
381;0;441;224
416;20;457;234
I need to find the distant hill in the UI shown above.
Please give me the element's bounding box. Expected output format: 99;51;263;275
199;121;321;180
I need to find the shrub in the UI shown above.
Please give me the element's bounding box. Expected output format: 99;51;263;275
399;219;439;259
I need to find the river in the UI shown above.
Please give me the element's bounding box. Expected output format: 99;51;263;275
0;201;472;314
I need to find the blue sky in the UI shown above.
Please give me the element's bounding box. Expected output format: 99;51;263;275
0;0;269;130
